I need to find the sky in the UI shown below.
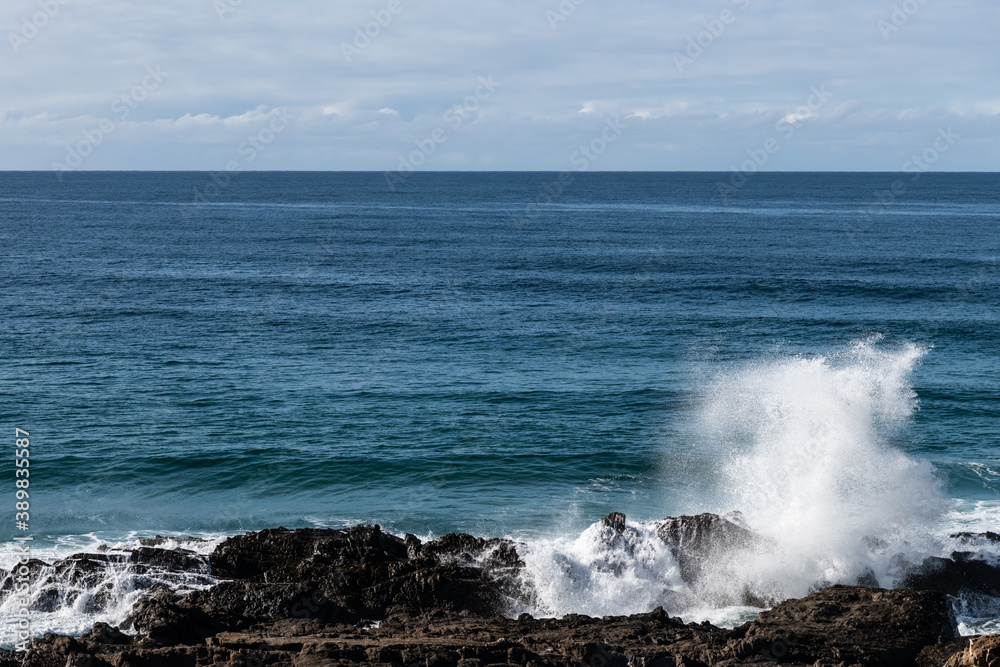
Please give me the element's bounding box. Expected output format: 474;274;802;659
1;0;998;172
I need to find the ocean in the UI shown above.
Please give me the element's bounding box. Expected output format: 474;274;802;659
1;171;998;643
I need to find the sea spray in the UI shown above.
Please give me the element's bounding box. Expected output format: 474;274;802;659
514;339;953;624
516;517;686;618
697;338;947;603
0;534;220;649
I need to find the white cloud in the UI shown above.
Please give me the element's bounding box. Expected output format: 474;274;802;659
0;0;996;170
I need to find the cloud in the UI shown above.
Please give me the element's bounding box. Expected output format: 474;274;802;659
0;0;997;170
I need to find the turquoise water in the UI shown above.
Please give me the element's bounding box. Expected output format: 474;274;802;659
0;171;998;638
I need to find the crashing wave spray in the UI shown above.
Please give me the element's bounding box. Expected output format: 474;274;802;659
694;338;947;606
0;536;218;649
516;338;949;622
515;516;687;619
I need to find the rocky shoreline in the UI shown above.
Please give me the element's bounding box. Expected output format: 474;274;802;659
2;513;999;666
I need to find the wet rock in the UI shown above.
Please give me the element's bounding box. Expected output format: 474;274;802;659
123;588;219;646
7;521;978;667
729;585;957;666
654;512;767;587
856;567;881;588
137;535;212;548
129;547;210;573
602;511;627;533
952;532;1000;546
208;525;408;581
80;622;131;646
185;579;349;626
899;553;1000;598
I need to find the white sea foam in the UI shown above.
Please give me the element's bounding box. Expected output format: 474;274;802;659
516;518;686;618
513;340;997;632
0;531;228;571
0;531;224;649
696;338;947;600
3;340;998;644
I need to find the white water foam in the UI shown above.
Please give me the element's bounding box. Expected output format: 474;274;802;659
695;338;947;603
3;340;997;643
0;531;227;572
0;531;225;649
514;340;998;632
516;518;686;618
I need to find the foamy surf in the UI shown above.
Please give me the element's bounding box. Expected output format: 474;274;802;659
3;339;999;647
514;518;687;618
0;531;225;649
696;339;946;603
508;340;998;633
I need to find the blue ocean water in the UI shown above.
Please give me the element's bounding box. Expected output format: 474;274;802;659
0;171;998;636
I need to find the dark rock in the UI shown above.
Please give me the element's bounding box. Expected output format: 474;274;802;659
123;588;219;646
0;558;50;595
185;579;349;626
137;535;211;548
654;512;769;589
129;547;210;573
0;546;215;624
80;622;131;646
209;525;409;581
602;511;627;533
421;531;525;569
952;531;1000;545
856;567;881;588
899;553;1000;598
729;585;957;666
918;637;977;667
7;520;979;667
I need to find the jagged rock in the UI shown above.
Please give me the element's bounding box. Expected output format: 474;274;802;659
654;512;767;587
124;588;219;646
602;511;627;533
22;586;958;666
208;525;407;581
420;531;525;569
137;535;212;548
894;531;1000;601
3;521;986;666
942;635;1000;667
728;585;957;666
114;523;525;650
80;623;131;646
129;546;209;573
919;637;985;667
899;552;1000;598
953;532;1000;546
206;524;516;620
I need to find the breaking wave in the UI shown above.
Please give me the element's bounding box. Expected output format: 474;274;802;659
513;340;986;629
